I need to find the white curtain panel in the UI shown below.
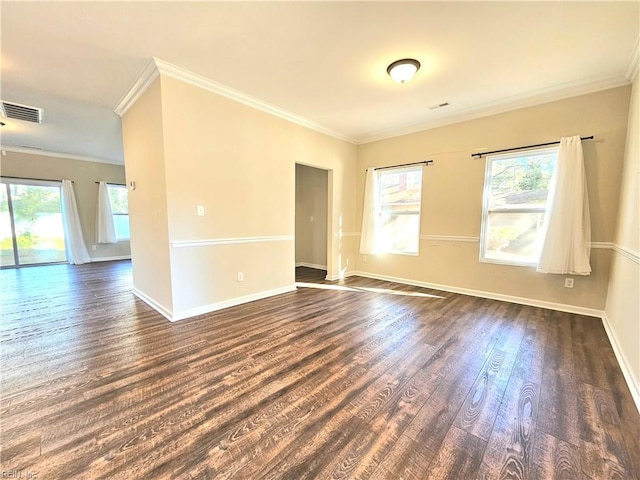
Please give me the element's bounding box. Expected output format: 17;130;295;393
537;135;591;275
61;179;91;265
359;167;380;254
96;181;117;243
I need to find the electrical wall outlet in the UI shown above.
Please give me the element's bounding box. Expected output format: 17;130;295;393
564;278;574;288
237;272;244;282
197;205;205;216
92;244;97;251
363;255;368;262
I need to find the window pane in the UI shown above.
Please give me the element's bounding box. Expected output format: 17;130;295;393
107;185;130;240
107;185;129;214
113;214;130;240
378;167;422;254
481;148;557;266
10;184;66;265
484;211;546;264
379;213;420;254
489;152;555;209
380;169;422;205
0;186;15;266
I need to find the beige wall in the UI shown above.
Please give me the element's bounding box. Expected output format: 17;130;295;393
0;150;130;262
295;164;328;268
121;74;357;318
355;86;631;311
121;78;174;313
606;72;639;402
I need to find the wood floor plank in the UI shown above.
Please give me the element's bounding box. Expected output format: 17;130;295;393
1;263;638;479
369;434;432;480
602;342;640;480
452;305;530;441
403;301;520;456
531;431;582;480
571;315;612;390
577;382;636;479
476;314;548;480
537;310;581;447
422;425;486;480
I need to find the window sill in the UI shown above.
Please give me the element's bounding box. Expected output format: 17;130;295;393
479;257;538;268
380;250;419;257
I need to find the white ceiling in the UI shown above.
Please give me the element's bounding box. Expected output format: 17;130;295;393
1;1;638;165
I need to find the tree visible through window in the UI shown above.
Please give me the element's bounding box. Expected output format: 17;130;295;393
480;147;557;266
107;185;130;240
378;167;423;255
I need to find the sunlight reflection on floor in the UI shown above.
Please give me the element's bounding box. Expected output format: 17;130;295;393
295;282;445;299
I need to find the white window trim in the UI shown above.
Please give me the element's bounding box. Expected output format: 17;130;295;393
479;146;558;267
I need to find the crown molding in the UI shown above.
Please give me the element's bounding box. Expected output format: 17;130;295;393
113;59;160;117
357;74;631;145
624;36;639;81
113;57;356;144
0;145;123;165
115;57;634;147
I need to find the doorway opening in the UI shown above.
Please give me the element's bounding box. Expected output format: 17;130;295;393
295;164;329;281
0;178;66;267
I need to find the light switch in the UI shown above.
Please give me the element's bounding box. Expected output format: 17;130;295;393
197;205;205;216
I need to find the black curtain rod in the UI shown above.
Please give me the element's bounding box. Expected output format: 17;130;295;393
1;175;72;183
374;160;433;171
94;181;125;186
471;136;594;158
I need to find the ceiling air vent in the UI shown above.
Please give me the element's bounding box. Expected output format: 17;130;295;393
429;102;450;110
1;101;43;124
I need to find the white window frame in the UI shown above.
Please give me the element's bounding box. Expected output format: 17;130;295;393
377;165;423;256
479;146;558;267
106;184;130;241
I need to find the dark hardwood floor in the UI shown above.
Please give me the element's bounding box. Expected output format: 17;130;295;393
1;262;638;479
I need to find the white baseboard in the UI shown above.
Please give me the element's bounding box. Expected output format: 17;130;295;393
346;270;604;318
601;313;640;414
173;284;297;321
170;284;297;322
133;284;297;322
325;273;345;281
91;255;131;262
296;262;327;270
131;287;173;321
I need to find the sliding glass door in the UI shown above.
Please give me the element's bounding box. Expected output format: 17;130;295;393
1;180;66;267
0;186;16;267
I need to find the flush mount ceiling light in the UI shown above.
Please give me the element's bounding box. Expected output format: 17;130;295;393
387;58;420;84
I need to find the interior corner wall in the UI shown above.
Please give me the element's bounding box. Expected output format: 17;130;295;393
605;72;639;406
121;78;174;315
295;164;328;269
149;74;356;317
355;86;632;312
0;150;130;262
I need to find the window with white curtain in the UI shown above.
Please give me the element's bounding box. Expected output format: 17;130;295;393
107;185;130;240
480;147;557;266
378;166;423;255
